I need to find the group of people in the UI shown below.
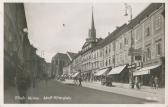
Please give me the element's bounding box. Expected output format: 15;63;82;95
150;76;159;89
73;76;82;86
131;75;159;89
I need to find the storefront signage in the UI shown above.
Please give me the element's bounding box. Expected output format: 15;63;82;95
128;63;136;69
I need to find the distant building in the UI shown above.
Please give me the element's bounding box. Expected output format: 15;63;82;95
51;53;70;78
46;62;52;78
63;52;77;75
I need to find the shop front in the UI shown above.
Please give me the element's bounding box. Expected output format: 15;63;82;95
133;63;162;86
94;67;111;83
107;65;129;83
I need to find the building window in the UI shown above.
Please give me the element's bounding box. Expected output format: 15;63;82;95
120;54;122;64
106;47;108;55
109;59;111;65
135;55;142;61
106;60;108;66
156;42;161;56
113;42;115;51
145;27;150;37
100;50;102;57
132;34;135;45
143;55;145;62
136;26;142;42
124;38;128;45
154;15;161;32
120;42;122;49
147;47;151;60
97;51;99;58
56;60;58;65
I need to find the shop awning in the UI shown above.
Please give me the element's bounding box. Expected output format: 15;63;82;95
133;64;161;76
95;68;108;76
71;72;79;78
107;65;126;75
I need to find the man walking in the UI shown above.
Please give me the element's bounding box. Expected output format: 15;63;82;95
154;76;159;89
150;76;154;89
78;76;82;87
135;76;140;89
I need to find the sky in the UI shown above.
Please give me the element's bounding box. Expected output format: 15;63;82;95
24;2;150;63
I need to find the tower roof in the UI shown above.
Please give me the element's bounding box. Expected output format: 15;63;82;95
91;6;95;30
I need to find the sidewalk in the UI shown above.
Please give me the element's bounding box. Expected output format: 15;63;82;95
62;79;165;103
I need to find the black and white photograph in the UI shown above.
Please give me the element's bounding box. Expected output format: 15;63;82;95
2;1;166;104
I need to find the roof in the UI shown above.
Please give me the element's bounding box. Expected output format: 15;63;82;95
67;51;77;60
82;41;89;49
72;3;164;60
129;3;163;28
98;23;127;47
97;3;163;47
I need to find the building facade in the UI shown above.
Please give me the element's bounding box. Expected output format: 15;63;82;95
63;52;77;75
51;53;70;78
70;3;165;87
4;3;47;89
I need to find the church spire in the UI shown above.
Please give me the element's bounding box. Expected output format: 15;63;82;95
86;5;96;43
91;6;95;30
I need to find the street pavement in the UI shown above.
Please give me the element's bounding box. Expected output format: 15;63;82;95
4;79;157;104
62;79;165;104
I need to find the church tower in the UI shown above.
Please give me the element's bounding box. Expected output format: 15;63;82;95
86;7;96;43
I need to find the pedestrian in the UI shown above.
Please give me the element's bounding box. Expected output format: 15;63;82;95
131;78;135;89
154;76;159;89
135;76;140;89
78;76;82;87
74;77;77;85
150;75;154;89
108;76;112;87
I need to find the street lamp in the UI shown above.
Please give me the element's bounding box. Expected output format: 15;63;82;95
124;3;134;88
124;3;132;22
